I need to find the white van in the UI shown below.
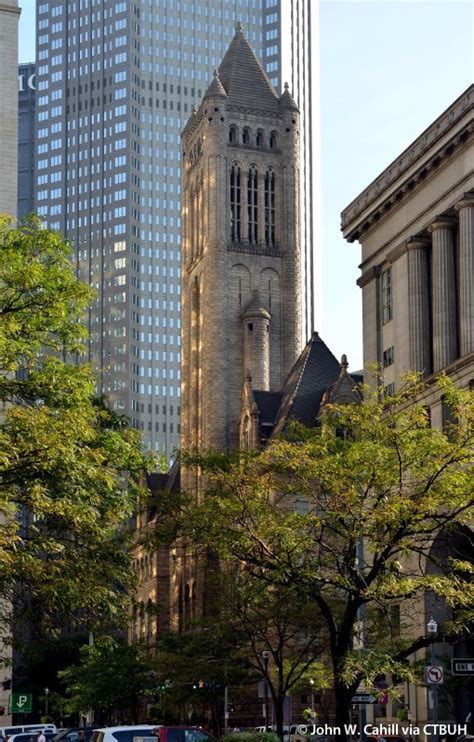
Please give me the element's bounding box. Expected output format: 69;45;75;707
0;726;57;739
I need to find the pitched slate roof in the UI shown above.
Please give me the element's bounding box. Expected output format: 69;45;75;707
218;23;280;113
253;390;283;439
270;333;344;437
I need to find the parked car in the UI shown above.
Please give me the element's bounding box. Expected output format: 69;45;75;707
153;728;213;742
54;729;95;742
7;732;57;742
91;726;158;742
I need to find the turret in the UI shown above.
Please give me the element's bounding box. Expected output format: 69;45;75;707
242;292;271;391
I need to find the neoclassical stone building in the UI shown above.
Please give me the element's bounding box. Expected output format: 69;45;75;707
342;85;473;414
341;84;474;732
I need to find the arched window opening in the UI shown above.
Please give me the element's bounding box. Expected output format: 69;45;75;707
247;165;258;244
242;415;250;450
230;164;241;242
265;168;276;247
229;125;237;144
243;127;251;145
269;130;277;149
256;129;264;147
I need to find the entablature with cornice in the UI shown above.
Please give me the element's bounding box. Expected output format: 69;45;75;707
341;85;474;244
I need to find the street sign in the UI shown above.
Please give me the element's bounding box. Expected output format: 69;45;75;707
426;665;444;684
451;658;474;676
352;693;376;704
10;693;33;713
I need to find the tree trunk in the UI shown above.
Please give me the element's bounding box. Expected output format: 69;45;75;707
274;695;285;742
334;683;355;742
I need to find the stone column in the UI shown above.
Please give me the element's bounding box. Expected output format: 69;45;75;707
429;216;458;371
407;237;431;375
455;192;474;357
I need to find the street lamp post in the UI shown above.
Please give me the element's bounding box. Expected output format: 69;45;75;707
262;650;270;730
44;687;49;717
427;617;438;742
309;679;315;719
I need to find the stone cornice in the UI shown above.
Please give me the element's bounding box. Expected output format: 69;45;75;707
0;2;20;14
341;85;474;243
356;264;381;288
228;241;282;258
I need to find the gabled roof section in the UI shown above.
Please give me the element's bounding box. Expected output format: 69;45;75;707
270;333;342;437
218;23;280;113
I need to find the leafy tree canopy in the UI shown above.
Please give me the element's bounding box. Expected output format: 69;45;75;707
154;375;473;731
59;638;154;724
0;216;149;640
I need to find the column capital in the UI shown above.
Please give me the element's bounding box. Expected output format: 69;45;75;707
406;236;431;251
455;191;474;212
428;215;457;233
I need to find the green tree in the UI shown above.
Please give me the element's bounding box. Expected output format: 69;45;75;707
157;376;473;740
59;638;154;724
0;216;148;640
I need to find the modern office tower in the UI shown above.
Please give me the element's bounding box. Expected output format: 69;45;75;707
272;0;320;338
35;0;318;457
18;63;36;220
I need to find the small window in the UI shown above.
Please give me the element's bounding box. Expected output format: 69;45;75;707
384;383;395;397
248;323;253;332
256;129;264;146
229;125;237;144
383;346;394;367
381;268;393;324
269;130;277;148
243;127;251;145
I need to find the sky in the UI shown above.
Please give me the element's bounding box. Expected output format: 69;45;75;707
17;0;474;371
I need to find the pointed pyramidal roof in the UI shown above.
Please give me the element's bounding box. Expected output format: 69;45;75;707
203;69;228;101
218;22;280;113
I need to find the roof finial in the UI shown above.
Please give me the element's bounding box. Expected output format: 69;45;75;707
213;68;219;78
284;81;289;90
235;21;243;33
340;354;349;371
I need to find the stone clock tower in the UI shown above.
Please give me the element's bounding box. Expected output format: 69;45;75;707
181;24;302;480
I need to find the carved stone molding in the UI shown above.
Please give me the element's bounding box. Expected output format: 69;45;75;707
341;85;474;241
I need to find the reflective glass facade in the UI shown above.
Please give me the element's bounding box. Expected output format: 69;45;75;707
35;0;316;457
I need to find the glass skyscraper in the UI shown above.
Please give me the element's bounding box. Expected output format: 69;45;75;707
34;0;318;457
18;63;36;220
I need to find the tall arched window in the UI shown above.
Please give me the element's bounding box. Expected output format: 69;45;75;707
265;168;276;247
247;165;258;244
230;164;241;242
229;125;238;144
269;130;278;149
256;129;264;147
243;127;251;145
